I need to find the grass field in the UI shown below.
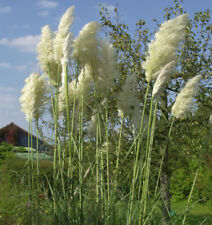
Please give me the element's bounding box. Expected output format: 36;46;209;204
171;200;212;225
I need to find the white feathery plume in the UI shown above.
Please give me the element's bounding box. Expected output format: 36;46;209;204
37;25;53;65
95;39;117;93
62;33;72;64
172;74;202;119
37;25;59;84
152;61;176;99
61;33;72;86
142;14;188;82
132;110;148;135
58;64;93;115
73;24;117;94
54;6;75;63
58;85;69;116
117;73;140;117
69;64;93;100
73;22;99;70
88;113;98;137
20;73;47;122
88;112;104;137
58;81;75;116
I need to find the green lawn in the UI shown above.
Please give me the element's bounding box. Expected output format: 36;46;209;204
171;200;212;225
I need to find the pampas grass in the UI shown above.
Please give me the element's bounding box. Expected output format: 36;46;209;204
19;73;47;122
18;8;204;225
142;14;188;82
172;75;202;118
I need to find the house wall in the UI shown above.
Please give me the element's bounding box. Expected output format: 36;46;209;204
18;129;50;151
0;123;51;152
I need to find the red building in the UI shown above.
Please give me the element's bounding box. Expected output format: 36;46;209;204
0;122;51;152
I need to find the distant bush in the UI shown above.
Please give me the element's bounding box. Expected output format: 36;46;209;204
13;146;29;152
170;168;193;201
0;142;15;161
170;157;212;202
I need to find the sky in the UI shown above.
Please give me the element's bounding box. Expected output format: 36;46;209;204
0;0;211;131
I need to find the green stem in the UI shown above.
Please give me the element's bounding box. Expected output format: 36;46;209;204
36;121;39;175
182;169;199;225
114;113;124;191
105;107;110;223
127;82;150;225
140;99;157;224
154;117;175;197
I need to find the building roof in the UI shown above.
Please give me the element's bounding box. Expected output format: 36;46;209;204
0;122;52;151
0;122;38;140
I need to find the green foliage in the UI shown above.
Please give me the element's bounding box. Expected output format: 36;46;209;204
0;157;54;224
0;142;14;161
171;200;212;225
170;156;212;202
195;165;212;202
13;146;29;152
0;157;53;188
170;168;194;201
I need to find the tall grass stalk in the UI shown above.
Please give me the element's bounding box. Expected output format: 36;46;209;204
95;113;100;205
127;82;150;225
139;97;154;223
35;121;39;175
105;106;110;222
78;94;85;223
68;91;77;186
30;121;34;187
114;113;124;191
154;116;175;197
182;169;199;225
64;61;72;184
139;99;158;225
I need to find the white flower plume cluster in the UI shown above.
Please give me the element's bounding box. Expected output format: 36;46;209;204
73;22;99;68
20;73;47;122
88;113;98;137
117;73;140;117
37;5;117;94
54;6;75;63
152;61;176;99
57;21;117;116
88;113;104;137
35;5;119;128
172;74;202;119
37;25;59;84
95;39;118;93
61;33;72;86
132;112;149;135
37;6;74;85
73;24;117;93
58;20;118;116
71;65;93;98
58;64;93;115
142;14;188;82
